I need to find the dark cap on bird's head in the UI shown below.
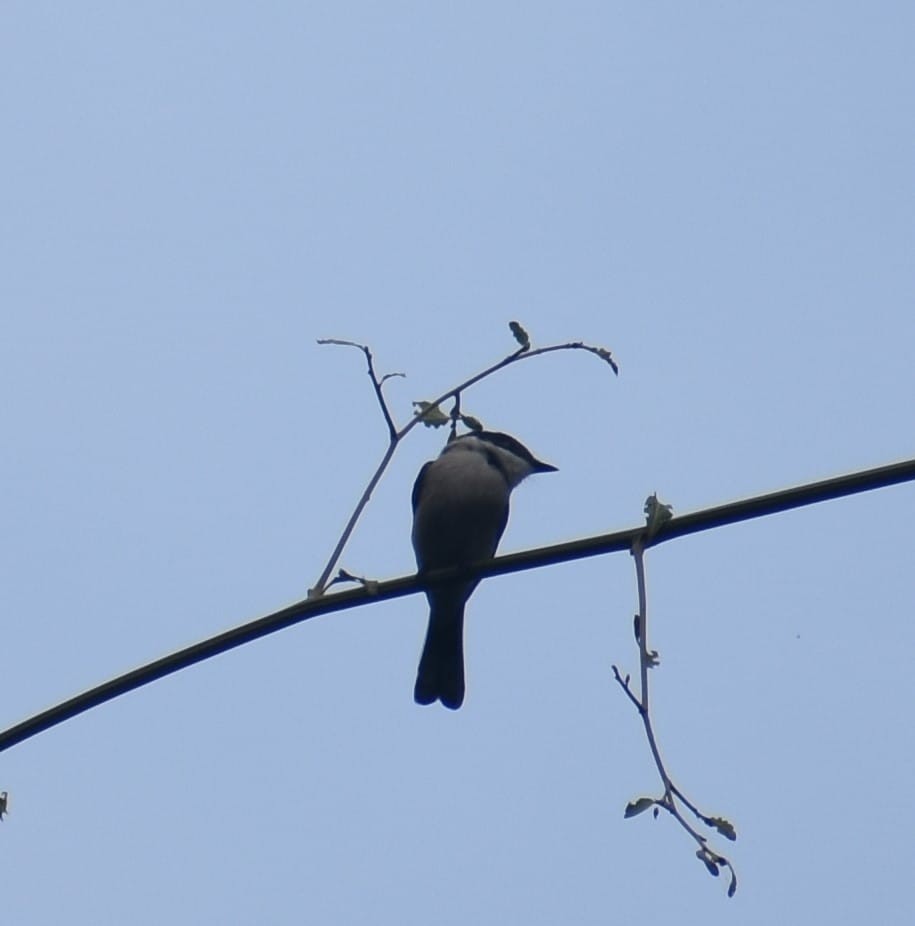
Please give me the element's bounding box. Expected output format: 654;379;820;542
452;430;557;474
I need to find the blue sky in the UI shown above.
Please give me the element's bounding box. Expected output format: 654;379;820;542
2;3;914;923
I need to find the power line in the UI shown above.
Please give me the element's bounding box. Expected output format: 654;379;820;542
1;456;913;754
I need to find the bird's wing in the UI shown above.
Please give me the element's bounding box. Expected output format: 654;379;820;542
490;499;510;557
411;461;433;513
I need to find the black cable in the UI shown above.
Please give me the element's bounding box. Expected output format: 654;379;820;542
1;457;913;754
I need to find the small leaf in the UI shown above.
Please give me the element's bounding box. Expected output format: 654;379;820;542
624;797;655;818
709;816;737;841
652;806;659;819
643;493;674;533
696;850;720;878
327;569;380;595
727;870;738;898
0;791;8;821
594;346;619;374
325;570;358;589
412;401;450;427
460;414;484;432
509;321;531;349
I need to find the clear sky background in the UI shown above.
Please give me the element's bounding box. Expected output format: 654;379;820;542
2;2;914;923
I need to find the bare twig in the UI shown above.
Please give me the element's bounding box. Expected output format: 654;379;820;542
616;531;738;897
610;666;641;712
411;341;616;430
316;339;399;439
309;439;399;597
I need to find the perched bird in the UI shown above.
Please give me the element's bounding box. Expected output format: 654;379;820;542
411;430;557;709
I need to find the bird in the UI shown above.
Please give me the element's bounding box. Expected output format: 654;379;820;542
411;430;557;709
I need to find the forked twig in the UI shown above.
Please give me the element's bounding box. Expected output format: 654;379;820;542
613;507;737;897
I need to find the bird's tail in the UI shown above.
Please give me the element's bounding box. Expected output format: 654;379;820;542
414;593;465;710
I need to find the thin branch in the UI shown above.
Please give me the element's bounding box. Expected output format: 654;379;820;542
365;350;399;440
1;456;913;755
449;392;462;439
610;666;641;712
397;340;616;447
617;536;737;896
309;440;398;597
632;539;661;767
316;339;399;439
